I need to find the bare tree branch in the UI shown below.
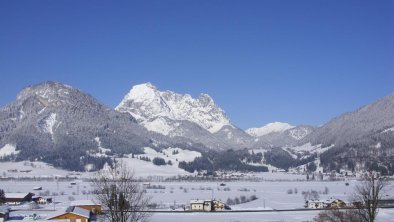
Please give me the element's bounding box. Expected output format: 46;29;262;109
352;172;388;222
91;161;152;222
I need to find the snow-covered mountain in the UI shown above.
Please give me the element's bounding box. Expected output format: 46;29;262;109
245;122;316;148
252;125;315;148
116;83;232;134
246;122;295;137
304;92;394;146
0;82;191;171
115;83;253;149
2;81;393;174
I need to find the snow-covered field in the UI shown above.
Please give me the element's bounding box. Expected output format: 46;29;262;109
1;160;394;221
1;177;394;222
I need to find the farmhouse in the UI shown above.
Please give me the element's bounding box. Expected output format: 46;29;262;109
328;199;346;208
5;192;34;205
212;200;227;211
71;200;101;214
47;206;91;222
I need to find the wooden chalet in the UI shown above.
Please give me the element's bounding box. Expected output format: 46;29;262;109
47;206;91;222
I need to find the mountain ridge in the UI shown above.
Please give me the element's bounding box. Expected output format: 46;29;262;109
1;81;393;174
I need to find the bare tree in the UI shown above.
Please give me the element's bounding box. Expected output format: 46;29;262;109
92;161;151;222
352;172;387;222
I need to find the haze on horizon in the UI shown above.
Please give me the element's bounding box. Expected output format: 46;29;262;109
0;0;393;129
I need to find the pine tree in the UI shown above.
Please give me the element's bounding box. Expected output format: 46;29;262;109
0;189;5;205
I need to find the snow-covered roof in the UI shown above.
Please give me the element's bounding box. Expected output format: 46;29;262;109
46;210;66;219
71;199;99;206
190;200;205;204
71;206;91;218
5;192;31;199
308;198;343;204
190;200;212;204
308;200;323;203
47;206;90;220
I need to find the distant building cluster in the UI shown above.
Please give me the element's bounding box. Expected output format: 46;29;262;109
190;199;230;211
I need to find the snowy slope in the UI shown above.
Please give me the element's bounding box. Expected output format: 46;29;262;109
286;143;334;155
121;147;201;177
116;83;232;134
246;122;295;137
0;161;86;178
137;147;201;163
0;144;19;157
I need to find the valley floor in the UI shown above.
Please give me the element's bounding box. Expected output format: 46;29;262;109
1;177;394;222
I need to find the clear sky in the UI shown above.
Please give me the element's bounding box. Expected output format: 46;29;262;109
0;0;393;129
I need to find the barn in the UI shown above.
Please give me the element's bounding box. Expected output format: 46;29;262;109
5;192;34;205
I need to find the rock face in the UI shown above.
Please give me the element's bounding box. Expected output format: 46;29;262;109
116;83;231;134
116;83;253;149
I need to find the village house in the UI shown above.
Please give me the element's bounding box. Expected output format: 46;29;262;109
47;206;91;222
32;196;52;205
328;199;346;208
4;192;34;205
212;200;227;211
190;200;205;211
70;200;102;214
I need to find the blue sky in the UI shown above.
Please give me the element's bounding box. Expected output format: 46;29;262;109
0;0;393;129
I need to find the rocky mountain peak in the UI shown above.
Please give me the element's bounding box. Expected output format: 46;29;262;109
116;83;231;133
17;81;74;102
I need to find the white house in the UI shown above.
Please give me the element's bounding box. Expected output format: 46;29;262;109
190;200;205;211
306;200;326;209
